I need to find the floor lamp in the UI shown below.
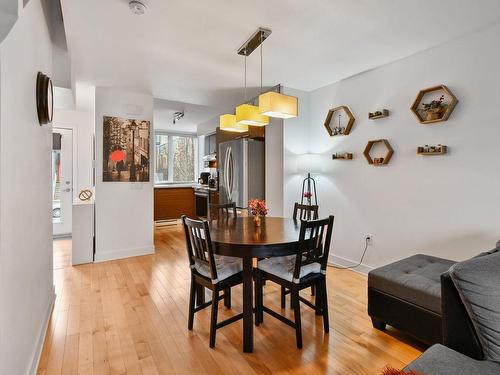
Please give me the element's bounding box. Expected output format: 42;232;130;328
298;154;321;206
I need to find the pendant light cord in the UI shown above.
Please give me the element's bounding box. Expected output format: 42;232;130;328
260;31;263;94
244;50;247;101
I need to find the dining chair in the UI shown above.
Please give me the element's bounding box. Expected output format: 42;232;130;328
209;202;237;221
291;202;320;297
293;202;319;221
181;215;244;348
254;215;334;348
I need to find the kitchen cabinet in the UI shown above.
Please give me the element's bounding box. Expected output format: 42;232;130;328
154;187;195;220
204;133;217;155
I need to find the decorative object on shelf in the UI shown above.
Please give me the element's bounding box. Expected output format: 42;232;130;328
102;116;150;182
36;72;54;125
363;139;394;166
324;106;355;136
417;144;447;155
332;152;353;160
410;85;458;124
78;189;93;201
249;199;268;227
368;109;389;120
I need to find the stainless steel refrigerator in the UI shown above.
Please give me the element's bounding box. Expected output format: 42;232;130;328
218;139;265;208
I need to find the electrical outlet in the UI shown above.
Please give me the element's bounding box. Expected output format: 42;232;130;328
365;235;372;245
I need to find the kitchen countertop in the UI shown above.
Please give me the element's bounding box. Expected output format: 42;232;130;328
154;183;218;191
154;183;195;189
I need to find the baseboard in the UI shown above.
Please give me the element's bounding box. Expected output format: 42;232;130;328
328;254;373;275
94;245;155;262
29;287;56;375
52;233;71;239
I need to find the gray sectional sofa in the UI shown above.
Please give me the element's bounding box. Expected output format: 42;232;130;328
405;244;500;374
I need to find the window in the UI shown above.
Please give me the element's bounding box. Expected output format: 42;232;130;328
155;132;197;184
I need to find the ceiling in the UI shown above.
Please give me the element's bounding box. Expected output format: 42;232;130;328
61;0;500;110
154;98;221;133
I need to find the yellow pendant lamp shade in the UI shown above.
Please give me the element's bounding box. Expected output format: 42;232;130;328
235;104;269;126
220;114;248;133
258;91;298;119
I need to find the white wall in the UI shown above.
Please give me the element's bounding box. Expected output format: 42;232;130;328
94;87;154;262
287;24;500;272
283;87;310;217
265;117;284;216
0;0;54;373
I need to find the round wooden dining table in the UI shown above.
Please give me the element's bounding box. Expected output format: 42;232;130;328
209;216;301;353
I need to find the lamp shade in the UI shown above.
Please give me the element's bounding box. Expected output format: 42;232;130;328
259;91;298;119
220;114;248;133
235;104;269;126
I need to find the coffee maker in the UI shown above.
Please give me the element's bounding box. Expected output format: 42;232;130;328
199;172;211;185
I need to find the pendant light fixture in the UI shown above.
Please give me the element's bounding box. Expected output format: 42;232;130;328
220;114;248;133
235;43;269;127
258;33;298;119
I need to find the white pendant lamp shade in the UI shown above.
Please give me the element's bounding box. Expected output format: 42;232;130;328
235;104;269;126
259;91;298;119
220;114;248;133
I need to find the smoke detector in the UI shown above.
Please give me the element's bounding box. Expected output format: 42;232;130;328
129;1;147;15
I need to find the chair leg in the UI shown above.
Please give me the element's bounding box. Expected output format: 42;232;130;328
280;286;286;309
188;278;196;330
209;290;219;348
224;287;231;309
311;284;315;296
292;289;303;349
321;278;329;333
255;271;263;325
315;280;323;316
196;284;205;306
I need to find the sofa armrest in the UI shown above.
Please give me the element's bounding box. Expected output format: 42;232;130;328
441;272;484;359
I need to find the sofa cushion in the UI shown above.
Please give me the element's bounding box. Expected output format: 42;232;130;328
368;254;455;314
405;344;500;375
449;251;500;361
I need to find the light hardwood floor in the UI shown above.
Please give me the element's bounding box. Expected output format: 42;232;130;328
38;224;424;375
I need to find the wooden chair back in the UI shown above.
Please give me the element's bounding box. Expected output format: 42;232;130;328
293;202;319;221
292;216;334;282
209;202;237;221
181;215;218;281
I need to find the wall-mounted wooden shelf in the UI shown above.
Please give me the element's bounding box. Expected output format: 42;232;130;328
368;109;389;120
332;152;353;160
410;85;458;124
363;139;394;166
324;106;355;136
417;145;447;155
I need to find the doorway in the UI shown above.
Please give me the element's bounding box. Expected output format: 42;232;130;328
52;128;73;236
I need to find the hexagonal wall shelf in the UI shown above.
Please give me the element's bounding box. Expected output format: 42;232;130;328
363;139;394;166
410;84;458;124
324;106;355;136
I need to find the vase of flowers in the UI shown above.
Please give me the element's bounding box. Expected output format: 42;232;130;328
249;199;268;227
303;191;313;206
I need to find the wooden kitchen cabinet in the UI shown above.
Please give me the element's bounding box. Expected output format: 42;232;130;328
154;187;195;220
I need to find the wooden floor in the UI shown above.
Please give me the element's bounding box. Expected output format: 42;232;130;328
38;224;424;375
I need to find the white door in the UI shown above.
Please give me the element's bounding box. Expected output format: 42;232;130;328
52;128;73;236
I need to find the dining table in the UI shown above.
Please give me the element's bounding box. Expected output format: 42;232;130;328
209;216;302;353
